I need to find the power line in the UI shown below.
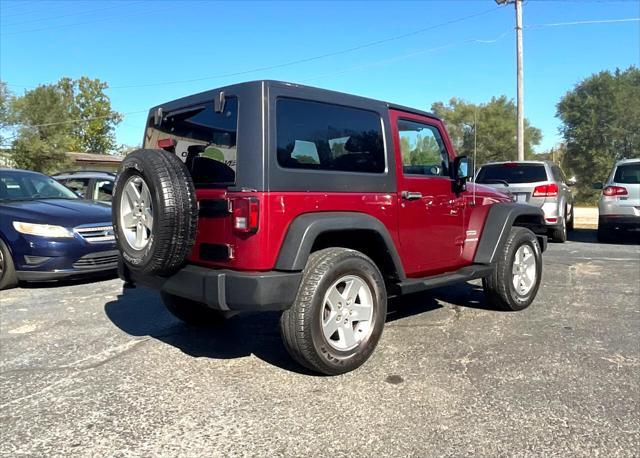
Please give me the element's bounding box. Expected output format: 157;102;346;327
5;29;516;132
12;109;148;130
525;17;640;28
105;5;506;89
301;29;512;84
0;3;174;35
1;2;143;28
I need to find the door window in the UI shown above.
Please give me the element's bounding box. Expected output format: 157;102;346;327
397;119;449;177
94;179;114;202
62;178;90;198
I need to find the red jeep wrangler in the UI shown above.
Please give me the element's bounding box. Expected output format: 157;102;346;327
113;81;547;375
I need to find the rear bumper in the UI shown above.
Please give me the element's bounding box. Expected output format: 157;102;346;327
120;260;302;311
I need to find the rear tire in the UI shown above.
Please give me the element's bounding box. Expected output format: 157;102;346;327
567;206;574;232
549;215;567;243
483;227;542;311
0;239;18;291
161;292;230;326
280;248;387;375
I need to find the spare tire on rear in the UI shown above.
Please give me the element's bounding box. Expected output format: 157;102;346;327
112;149;198;276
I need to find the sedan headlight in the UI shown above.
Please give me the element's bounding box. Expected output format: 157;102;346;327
13;221;74;238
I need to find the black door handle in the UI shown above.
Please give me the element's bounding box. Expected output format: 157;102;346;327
401;191;422;201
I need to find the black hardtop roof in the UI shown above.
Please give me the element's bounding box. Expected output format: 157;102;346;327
150;80;441;122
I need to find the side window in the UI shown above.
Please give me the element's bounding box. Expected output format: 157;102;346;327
61;178;90;198
398;119;449;177
94;179;114;202
276;98;385;173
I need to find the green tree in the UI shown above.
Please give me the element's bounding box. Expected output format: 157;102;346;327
7;77;122;173
0;82;14;146
431;96;542;166
59;77;122;153
556;66;640;202
10;84;74;172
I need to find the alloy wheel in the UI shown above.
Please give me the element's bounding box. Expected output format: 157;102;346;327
320;275;374;351
512;245;537;296
120;175;154;250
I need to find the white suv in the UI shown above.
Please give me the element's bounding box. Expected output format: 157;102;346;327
595;158;640;242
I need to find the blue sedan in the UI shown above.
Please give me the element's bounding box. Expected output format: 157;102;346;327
0;168;117;290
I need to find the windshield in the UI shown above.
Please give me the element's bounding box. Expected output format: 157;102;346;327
476;163;548;184
614;163;640;184
0;170;79;201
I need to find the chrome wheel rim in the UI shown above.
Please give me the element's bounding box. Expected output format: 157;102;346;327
0;249;4;278
320;275;374;351
512;245;536;296
120;175;153;250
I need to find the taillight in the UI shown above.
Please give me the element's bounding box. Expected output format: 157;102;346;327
157;138;175;152
232;197;259;234
532;183;558;197
603;185;628;197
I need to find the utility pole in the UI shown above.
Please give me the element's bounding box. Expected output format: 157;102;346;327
496;0;525;161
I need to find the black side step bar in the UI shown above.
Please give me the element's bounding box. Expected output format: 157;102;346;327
397;264;495;295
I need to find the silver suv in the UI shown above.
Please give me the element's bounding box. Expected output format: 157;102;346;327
594;158;640;242
475;161;575;242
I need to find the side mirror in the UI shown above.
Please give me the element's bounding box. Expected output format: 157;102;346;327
592;182;603;190
567;176;577;186
453;155;471;193
453;155;471;180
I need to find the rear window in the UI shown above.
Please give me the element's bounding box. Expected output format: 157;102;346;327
613;163;640;184
476;163;548;184
144;97;238;187
276;98;385;174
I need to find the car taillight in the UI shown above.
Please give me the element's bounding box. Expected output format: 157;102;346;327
157;138;175;152
532;183;558;197
232;197;259;234
603;185;628;197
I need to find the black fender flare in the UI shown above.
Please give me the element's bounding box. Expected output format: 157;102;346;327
275;212;406;279
474;202;546;265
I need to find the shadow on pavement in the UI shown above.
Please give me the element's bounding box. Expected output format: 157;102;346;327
104;280;499;373
568;228;639;244
19;270;118;289
104;286;315;375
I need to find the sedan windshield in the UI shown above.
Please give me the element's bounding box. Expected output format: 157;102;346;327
0;170;79;201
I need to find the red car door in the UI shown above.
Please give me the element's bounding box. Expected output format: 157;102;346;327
390;109;467;277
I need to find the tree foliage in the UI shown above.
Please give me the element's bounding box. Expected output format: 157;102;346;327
431;96;542;167
556;66;640;202
5;77;121;173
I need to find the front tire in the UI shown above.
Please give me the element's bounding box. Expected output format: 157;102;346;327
483;227;542;311
0;239;18;291
280;248;387;375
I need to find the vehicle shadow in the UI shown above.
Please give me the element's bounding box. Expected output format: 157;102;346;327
104;280;496;374
19;270;118;289
103;286;316;375
568;228;639;244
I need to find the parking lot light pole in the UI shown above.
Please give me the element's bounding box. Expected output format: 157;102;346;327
496;0;525;161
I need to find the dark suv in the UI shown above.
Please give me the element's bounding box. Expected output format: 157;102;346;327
114;81;547;375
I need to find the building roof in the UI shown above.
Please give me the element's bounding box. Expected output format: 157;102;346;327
66;152;124;163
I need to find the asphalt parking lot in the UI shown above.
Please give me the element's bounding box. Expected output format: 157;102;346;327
1;228;639;457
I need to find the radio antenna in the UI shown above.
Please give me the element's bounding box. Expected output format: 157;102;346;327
473;106;477;204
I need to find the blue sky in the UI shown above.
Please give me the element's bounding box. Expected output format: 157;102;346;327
1;0;638;152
